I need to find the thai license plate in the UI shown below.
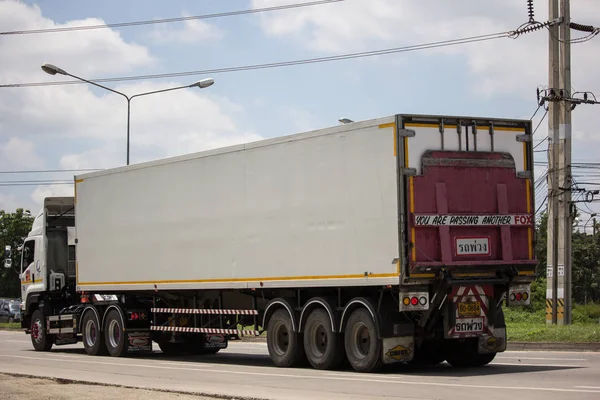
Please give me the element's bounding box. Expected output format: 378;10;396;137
456;237;490;255
454;317;484;333
458;301;481;317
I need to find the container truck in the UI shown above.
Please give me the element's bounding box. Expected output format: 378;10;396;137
6;113;537;373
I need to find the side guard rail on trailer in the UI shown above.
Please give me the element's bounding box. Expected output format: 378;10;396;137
150;308;263;337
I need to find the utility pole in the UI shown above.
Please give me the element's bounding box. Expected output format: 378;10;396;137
546;0;561;325
558;0;572;325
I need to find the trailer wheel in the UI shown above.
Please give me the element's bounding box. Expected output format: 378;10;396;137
30;309;53;352
303;308;344;370
104;309;127;357
267;308;305;368
344;308;382;373
411;340;445;365
444;339;496;368
82;310;107;356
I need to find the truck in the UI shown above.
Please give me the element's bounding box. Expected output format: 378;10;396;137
6;113;537;373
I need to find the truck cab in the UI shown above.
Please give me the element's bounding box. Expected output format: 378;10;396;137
17;197;76;335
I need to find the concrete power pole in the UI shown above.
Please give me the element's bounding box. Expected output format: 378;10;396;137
546;0;572;325
546;0;561;325
558;0;572;325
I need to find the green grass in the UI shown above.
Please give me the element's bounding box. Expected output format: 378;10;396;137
505;305;600;342
0;322;20;330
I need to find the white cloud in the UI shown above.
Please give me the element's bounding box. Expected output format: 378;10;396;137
0;192;21;213
251;0;600;99
150;13;222;44
31;184;73;206
0;1;153;81
0;137;43;169
0;1;260;210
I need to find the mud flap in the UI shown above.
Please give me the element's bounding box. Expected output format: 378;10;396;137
204;333;228;350
126;330;152;353
382;336;414;364
478;325;506;354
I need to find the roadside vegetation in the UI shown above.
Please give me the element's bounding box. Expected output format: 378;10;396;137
504;274;600;342
0;322;20;330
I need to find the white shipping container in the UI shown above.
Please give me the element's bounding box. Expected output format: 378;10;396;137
74;116;402;292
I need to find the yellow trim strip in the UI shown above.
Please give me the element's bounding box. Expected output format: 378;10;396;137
78;272;399;286
74;179;83;204
405;123;450;129
523;142;533;259
482;126;525;132
409;177;416;262
409;273;436;279
453;272;496;278
403;123;525;133
21;279;43;285
518;270;535;276
377;122;397;156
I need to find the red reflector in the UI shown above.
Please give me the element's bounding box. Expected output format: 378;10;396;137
131;312;138;320
411;297;418;305
516;293;522;301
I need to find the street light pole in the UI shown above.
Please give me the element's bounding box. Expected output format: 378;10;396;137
41;63;214;165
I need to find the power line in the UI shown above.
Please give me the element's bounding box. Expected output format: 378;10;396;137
0;31;510;88
0;0;344;36
0;182;73;187
0;168;101;174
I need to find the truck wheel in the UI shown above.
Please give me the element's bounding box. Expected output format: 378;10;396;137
267;308;305;368
30;309;53;352
303;308;344;370
344;308;382;373
444;339;496;367
82;310;107;356
158;341;185;355
104;309;127;357
411;340;445;365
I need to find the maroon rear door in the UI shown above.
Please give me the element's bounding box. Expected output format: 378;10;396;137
407;150;537;276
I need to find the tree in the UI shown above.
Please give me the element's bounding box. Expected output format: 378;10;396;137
534;209;600;306
0;208;35;298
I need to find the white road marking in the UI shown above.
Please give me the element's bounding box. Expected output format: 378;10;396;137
0;353;598;394
492;362;581;368
576;386;600;390
496;356;586;361
4;340;30;343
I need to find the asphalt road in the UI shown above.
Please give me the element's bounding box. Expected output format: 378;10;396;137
1;330;599;400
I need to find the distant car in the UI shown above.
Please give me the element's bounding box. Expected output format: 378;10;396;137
0;300;21;323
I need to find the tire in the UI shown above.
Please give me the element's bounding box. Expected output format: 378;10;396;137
267;308;305;368
344;308;382;373
158;341;186;355
303;308;344;370
30;309;53;352
444;338;496;368
82;309;108;356
411;340;445;365
104;309;127;357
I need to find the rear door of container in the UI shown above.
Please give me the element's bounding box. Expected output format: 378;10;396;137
394;115;537;279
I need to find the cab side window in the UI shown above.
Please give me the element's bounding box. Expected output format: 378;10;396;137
21;240;35;273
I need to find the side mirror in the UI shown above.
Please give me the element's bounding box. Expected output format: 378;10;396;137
3;245;11;269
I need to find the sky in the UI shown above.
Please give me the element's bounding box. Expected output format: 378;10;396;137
0;0;599;229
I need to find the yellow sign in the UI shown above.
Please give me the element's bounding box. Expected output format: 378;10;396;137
458;301;481;317
385;345;412;360
484;336;497;351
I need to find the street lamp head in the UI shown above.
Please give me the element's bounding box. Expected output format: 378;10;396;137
41;63;67;76
190;78;214;89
